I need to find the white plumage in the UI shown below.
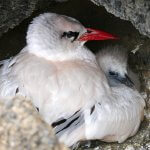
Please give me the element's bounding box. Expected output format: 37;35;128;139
95;46;145;142
0;13;145;146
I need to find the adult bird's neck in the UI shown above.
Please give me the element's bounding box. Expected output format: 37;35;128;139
25;45;97;64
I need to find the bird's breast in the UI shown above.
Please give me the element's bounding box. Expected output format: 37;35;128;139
52;60;109;103
11;54;110;123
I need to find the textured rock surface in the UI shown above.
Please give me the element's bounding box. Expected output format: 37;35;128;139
0;96;68;150
0;0;38;37
90;0;150;38
1;0;150;38
0;0;69;37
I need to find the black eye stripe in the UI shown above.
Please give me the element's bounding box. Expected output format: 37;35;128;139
61;31;79;41
109;71;118;76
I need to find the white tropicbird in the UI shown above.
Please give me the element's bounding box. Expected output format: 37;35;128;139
53;46;145;146
95;45;145;141
0;13;144;147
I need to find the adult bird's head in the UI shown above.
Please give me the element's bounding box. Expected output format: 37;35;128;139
26;13;117;58
96;46;135;88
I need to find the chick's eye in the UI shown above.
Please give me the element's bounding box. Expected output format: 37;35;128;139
109;71;118;76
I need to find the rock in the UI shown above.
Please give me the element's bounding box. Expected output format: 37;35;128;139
0;0;38;37
124;145;135;150
90;0;150;38
0;0;70;37
0;96;68;150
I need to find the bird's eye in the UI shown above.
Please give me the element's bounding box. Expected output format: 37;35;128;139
109;71;118;76
66;31;74;38
61;31;79;41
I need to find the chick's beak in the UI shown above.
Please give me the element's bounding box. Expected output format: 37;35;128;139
79;28;118;41
123;74;134;88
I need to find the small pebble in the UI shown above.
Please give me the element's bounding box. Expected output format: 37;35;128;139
125;145;135;150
